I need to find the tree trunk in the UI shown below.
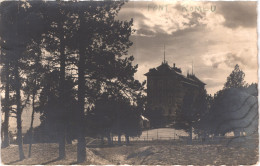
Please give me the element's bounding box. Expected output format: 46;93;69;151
28;90;36;157
66;136;72;144
107;134;112;145
125;134;130;144
2;60;10;148
118;133;121;144
77;47;86;162
14;64;25;160
28;46;41;157
188;125;192;144
111;134;113;145
101;136;104;145
58;27;66;159
58;133;66;159
234;129;241;137
76;11;87;163
77;48;86;161
202;130;207;142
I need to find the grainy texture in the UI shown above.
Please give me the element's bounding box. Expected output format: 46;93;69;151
2;140;258;165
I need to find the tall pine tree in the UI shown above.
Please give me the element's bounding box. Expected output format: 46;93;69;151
224;64;247;89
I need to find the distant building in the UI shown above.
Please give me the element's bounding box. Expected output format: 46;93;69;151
144;61;206;122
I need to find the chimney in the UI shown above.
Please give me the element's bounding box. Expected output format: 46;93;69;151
173;63;175;68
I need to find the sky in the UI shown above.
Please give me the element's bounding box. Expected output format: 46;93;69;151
116;1;258;95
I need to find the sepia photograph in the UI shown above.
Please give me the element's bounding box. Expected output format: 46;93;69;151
0;1;258;165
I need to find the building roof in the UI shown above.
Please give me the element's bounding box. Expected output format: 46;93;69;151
144;62;206;86
187;74;206;85
144;62;182;76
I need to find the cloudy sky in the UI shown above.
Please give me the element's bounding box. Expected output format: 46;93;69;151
116;1;258;95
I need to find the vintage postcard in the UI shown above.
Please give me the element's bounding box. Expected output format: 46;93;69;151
0;1;258;165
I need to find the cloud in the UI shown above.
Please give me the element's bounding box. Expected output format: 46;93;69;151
212;61;222;69
183;12;204;27
136;28;155;37
216;2;257;28
203;49;257;70
118;1;208;36
116;10;148;22
224;50;257;69
129;23;208;65
204;52;226;69
118;1;257;95
203;78;224;89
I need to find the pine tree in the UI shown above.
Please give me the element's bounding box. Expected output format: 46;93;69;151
173;89;209;143
224;64;246;89
1;48;11;148
0;1;45;160
23;39;46;157
69;2;134;162
0;1;28;160
41;2;73;159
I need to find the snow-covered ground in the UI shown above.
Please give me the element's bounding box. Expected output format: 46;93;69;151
111;128;193;142
138;128;190;140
